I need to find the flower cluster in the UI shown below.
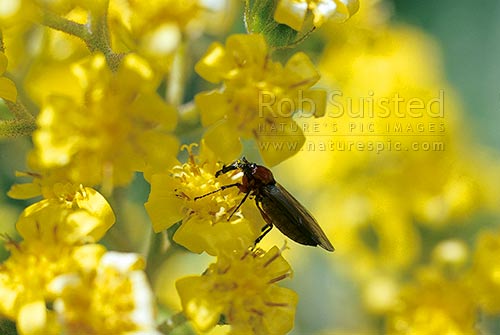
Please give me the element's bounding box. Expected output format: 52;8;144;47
0;181;160;334
109;0;228;73
469;231;500;313
1;0;499;334
274;0;360;31
268;1;500;333
1;0;342;330
146;143;262;255
387;266;477;334
195;34;326;166
50;251;159;334
383;232;500;334
177;246;297;334
29;53;178;191
145;139;308;333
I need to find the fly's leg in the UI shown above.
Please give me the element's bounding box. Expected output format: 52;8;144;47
194;183;251;221
254;223;273;246
228;190;251;220
193;183;241;200
252;200;274;248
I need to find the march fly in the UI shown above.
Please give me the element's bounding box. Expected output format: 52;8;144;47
194;157;334;252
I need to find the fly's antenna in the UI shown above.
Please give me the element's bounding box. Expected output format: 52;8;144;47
215;159;240;178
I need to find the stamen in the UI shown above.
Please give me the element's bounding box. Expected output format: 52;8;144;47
263;249;281;268
268;272;291;284
249;308;264;316
264;301;289;307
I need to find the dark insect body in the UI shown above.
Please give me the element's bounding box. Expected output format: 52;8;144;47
195;158;334;252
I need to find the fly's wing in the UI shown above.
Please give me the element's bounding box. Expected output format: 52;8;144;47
260;183;334;251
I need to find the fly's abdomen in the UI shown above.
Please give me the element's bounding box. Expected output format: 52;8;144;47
259;193;319;247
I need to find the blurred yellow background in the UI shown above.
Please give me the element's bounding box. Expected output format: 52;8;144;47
1;0;500;334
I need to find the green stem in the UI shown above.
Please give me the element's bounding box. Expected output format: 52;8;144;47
40;7;124;71
157;312;188;334
5;100;34;120
87;7;124;72
0;318;17;335
244;0;252;33
101;187;135;251
145;228;171;283
166;42;187;106
41;10;90;42
145;222;187;286
0;119;36;138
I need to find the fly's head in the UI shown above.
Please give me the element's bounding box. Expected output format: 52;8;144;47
237;157;257;179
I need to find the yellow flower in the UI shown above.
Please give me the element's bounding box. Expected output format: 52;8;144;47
109;0;229;73
38;0;104;15
0;239;105;334
1;177;113;333
145;143;261;255
49;251;160;334
311;190;420;278
8;177;115;247
108;0;198;70
0;0;107;30
274;22;497;282
469;230;500;314
316;24;496;224
176;246;297;334
8;171;74;200
387;267;476;335
30;53;178;190
274;0;359;31
195;33;325;166
22;7;91;105
0;51;17;102
14;183;115;245
0;0;38;27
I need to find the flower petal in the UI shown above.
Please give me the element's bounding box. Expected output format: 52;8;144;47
18;300;48;335
7;182;41;200
262;286;298;334
0;52;8;73
75;187;116;238
274;0;308;31
174;216;260;255
176;276;224;332
203;121;242;163
300;89;327;117
312;0;338;26
195;91;229;126
226;34;268;69
145;173;184;232
257;120;304;166
0;76;17;102
0;273;18;319
284;52;320;88
195;42;230;83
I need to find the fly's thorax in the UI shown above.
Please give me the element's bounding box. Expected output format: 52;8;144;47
252;165;276;185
